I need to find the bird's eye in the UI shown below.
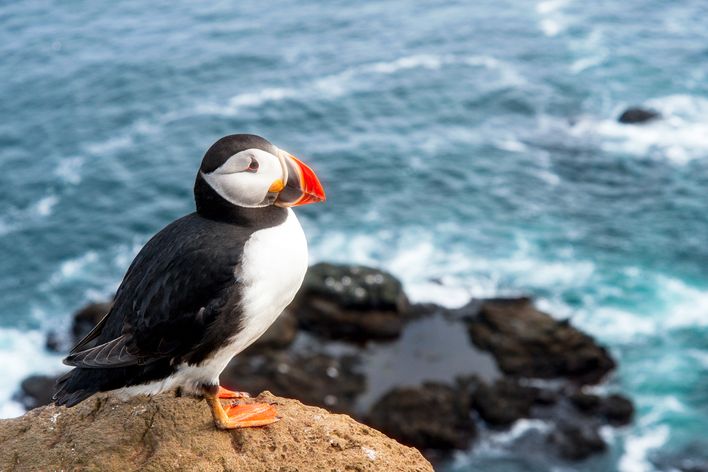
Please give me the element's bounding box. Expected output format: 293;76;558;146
247;158;259;172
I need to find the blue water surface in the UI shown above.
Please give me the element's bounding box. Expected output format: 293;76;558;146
1;1;707;470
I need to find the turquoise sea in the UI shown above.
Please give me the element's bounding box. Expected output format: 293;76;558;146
1;1;707;470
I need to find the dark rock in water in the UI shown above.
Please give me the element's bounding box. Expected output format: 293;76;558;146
366;383;476;452
71;301;112;345
466;298;615;384
569;391;634;425
601;393;634;425
472;378;537;426
534;387;560;405
618;106;660;124
45;330;63;353
220;350;365;414
45;300;113;353
547;420;607;460
292;263;410;341
241;310;298;354
15;375;58;410
569;391;602;412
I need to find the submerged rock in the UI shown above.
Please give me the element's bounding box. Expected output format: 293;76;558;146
618;106;660;124
547;420;607;460
570;391;634;425
0;392;433;472
466;298;615;384
292;263;410;341
366;383;476;452
471;378;538;426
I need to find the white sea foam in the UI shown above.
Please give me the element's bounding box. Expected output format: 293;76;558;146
33;195;58;217
85;134;134;156
47;251;99;287
0;328;64;419
618;425;669;472
55;156;84;185
488;419;553;445
0;193;61;236
197;53;524;117
309;230;594;309
536;0;573;37
569;95;708;164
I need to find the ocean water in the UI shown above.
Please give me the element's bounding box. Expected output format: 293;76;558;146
1;0;707;470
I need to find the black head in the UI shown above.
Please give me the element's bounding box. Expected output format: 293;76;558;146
199;134;277;174
194;134;326;221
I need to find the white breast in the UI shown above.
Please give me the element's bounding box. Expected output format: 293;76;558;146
234;208;308;351
113;209;308;399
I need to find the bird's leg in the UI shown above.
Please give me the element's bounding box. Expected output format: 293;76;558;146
205;391;279;429
217;385;251;399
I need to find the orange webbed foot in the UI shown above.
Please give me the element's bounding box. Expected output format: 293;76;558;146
206;393;280;429
224;402;280;427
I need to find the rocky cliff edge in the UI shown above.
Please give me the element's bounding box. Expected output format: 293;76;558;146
0;391;433;472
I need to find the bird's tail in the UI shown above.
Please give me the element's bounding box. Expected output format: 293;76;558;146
53;369;96;407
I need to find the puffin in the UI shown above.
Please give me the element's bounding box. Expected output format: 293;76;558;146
53;134;325;429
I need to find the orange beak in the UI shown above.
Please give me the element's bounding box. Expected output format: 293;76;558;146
275;152;326;207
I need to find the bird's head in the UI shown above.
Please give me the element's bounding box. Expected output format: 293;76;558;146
195;134;325;215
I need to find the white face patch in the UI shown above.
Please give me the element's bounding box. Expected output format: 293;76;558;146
202;148;285;208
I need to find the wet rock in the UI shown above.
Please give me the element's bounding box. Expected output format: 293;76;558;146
547;420;607;461
534;387;560;405
15;375;58;410
292;263;410;341
220;350;365;414
71;301;112;345
618;106;660;124
570;391;633;425
241;310;298;354
466;298;615;384
569;391;602;412
45;330;63;353
601;393;634;425
472;378;537;426
367;383;476;452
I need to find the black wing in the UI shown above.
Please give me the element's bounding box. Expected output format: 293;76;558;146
64;213;244;369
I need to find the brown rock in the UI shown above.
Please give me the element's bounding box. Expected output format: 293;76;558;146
466;298;615;384
72;301;112;344
601;393;634;425
292;263;409;341
547;420;607;460
0;392;432;472
570;391;634;426
15;374;58;410
366;383;476;452
221;351;366;414
472;379;537;426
